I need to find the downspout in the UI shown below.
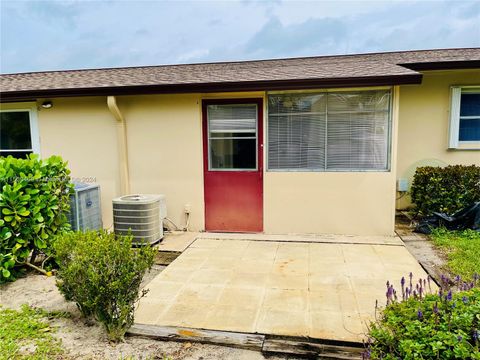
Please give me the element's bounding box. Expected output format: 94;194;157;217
107;96;130;195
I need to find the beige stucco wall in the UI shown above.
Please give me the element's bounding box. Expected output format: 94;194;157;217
119;94;204;231
396;70;480;209
263;172;396;235
1;98;120;229
31;94;206;231
4;71;476;235
2;88;400;235
263;87;399;236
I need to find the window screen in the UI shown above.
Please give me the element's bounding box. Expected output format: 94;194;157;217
268;90;391;171
207;104;257;170
0;111;33;159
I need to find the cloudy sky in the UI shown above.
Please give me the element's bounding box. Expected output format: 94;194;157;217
1;0;479;74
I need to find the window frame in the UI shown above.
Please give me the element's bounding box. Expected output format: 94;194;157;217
448;86;480;150
206;103;259;172
0;103;40;157
266;87;393;172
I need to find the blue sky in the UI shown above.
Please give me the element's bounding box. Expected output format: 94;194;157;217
1;0;479;74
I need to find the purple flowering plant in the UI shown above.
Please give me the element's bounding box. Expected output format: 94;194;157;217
364;273;480;359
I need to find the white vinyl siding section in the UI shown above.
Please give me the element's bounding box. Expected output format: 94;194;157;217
267;90;391;171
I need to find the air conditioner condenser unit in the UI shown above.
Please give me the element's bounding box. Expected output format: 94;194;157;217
68;182;103;231
112;194;166;245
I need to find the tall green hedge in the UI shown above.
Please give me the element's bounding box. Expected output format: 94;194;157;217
410;165;480;218
0;154;73;282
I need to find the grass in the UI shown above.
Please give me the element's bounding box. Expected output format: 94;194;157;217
430;228;480;280
0;304;69;360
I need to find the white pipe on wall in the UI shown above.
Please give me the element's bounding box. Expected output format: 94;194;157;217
107;96;130;195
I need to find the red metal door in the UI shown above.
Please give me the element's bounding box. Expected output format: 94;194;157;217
202;99;263;232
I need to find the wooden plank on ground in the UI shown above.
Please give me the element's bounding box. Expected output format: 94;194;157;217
262;338;363;359
128;324;265;350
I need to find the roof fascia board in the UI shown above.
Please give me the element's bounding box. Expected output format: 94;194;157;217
0;74;422;102
399;60;480;71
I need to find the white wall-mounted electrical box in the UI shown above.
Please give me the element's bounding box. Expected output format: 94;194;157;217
397;178;409;192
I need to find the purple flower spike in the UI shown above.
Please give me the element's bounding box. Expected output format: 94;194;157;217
433;302;439;314
362;348;371;359
455;275;461;283
447;290;453;301
417;309;423;320
457;335;463;342
401;277;405;286
473;330;479;341
462;296;468;304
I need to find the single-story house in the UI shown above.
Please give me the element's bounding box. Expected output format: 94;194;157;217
1;48;479;236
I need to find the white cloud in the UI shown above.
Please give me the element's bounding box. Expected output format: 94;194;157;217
0;0;478;73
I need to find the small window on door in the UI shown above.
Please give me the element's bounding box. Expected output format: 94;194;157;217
207;104;257;170
0;110;36;158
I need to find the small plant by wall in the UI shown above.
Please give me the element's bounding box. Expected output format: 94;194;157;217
0;154;73;282
54;230;155;342
410;165;480;218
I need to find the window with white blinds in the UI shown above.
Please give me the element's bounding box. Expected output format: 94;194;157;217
207;104;258;170
268;90;391;171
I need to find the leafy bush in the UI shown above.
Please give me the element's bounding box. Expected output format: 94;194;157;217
365;274;480;359
431;228;480;281
410;165;480;218
54;230;155;341
0;154;73;282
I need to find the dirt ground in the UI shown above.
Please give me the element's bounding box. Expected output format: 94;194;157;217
0;268;294;360
395;214;448;282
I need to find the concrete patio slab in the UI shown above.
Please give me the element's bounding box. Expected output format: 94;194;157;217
135;237;430;343
156;231;199;252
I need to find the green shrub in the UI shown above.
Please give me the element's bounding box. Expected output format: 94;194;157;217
365;274;480;359
54;230;155;341
410;165;480;218
0;154;73;282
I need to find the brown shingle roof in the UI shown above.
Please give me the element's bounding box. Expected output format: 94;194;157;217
1;48;479;101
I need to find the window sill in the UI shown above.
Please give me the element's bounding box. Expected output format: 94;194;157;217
449;143;480;151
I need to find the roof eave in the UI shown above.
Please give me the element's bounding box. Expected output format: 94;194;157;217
0;74;422;103
400;60;480;71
